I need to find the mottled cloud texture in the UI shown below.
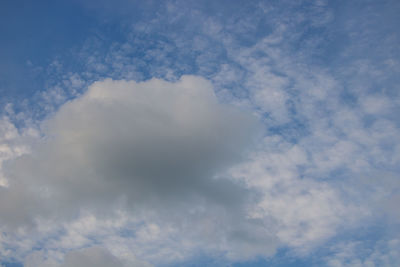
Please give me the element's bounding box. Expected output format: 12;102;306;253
0;0;399;266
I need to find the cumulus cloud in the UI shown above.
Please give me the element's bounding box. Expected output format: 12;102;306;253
1;75;260;224
0;75;280;264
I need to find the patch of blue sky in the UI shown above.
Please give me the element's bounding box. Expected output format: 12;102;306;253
0;0;93;98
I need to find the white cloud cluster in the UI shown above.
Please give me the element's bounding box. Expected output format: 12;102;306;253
2;75;259;225
228;137;363;253
203;7;400;260
325;239;400;267
0;76;274;265
0;116;34;187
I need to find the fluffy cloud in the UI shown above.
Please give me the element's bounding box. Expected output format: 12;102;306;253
1;75;259;226
0;76;277;264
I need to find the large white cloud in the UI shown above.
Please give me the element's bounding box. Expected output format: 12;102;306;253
1;75;260;225
0;75;280;264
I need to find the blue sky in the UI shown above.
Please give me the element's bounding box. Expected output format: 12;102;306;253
0;0;400;266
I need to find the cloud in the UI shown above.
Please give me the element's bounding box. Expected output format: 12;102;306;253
0;75;278;264
1;75;260;223
228;136;362;253
61;247;127;267
24;246;152;267
325;239;400;267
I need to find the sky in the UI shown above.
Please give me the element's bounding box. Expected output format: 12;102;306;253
0;0;400;266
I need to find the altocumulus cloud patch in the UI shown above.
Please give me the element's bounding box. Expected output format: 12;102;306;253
24;247;136;267
0;75;277;265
